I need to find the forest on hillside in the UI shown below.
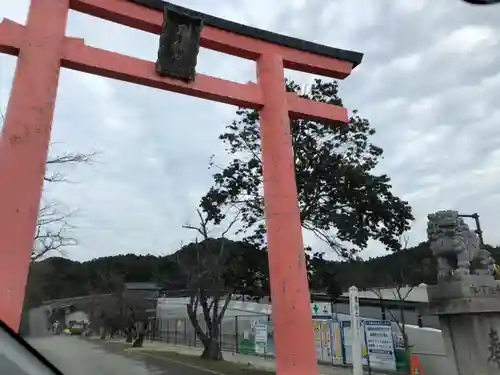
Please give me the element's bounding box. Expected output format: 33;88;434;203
25;238;500;307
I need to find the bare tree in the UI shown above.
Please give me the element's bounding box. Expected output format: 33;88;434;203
370;287;414;354
368;235;423;362
2;109;96;261
94;269;149;347
45;150;96;183
32;151;97;261
179;209;240;361
31;150;98;261
32;200;77;261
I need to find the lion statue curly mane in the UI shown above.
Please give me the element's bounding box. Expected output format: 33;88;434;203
427;210;494;281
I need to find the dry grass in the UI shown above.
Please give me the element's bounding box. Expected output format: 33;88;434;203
138;350;275;375
94;339;274;375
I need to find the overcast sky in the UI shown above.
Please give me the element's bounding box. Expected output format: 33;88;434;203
1;0;500;261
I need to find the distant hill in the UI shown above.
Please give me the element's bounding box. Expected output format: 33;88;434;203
24;238;256;306
24;239;500;307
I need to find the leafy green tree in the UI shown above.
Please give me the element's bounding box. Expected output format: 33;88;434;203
307;250;342;310
200;79;413;257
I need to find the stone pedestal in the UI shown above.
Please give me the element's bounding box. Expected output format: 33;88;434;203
426;275;500;375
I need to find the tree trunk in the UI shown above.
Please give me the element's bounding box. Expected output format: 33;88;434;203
400;307;409;350
132;323;145;347
126;327;134;343
399;307;412;375
132;333;145;347
201;338;223;361
100;326;107;340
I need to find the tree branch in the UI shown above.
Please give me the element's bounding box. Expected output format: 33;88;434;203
44;151;98;183
32;200;79;261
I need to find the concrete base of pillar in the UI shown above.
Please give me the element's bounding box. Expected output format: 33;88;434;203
427;275;500;375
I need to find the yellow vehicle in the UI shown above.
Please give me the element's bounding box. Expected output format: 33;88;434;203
494;263;500;279
68;321;87;335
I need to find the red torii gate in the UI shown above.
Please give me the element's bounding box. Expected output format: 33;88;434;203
0;0;362;373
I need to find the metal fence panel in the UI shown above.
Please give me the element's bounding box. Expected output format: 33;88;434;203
152;313;270;353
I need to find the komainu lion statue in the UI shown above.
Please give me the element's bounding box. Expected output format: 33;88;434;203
427;210;495;281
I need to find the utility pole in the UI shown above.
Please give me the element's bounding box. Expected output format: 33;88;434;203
458;213;484;247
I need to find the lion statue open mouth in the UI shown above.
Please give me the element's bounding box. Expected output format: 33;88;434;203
427;210;495;281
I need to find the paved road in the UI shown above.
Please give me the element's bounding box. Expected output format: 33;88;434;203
27;307;51;337
26;336;217;375
19;309;367;375
21;308;219;375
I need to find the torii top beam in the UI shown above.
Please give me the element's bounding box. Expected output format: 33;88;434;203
0;0;363;124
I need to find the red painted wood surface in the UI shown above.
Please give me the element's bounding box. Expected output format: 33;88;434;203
0;0;70;333
0;1;360;374
257;53;318;374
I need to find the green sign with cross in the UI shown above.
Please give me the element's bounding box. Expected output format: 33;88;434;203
312;304;319;314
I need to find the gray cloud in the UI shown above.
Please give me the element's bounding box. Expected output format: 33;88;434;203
2;0;500;261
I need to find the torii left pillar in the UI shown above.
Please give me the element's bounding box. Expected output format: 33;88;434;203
0;0;68;331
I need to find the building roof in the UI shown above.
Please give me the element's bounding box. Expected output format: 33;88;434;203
125;282;160;291
129;0;364;67
341;285;429;303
